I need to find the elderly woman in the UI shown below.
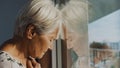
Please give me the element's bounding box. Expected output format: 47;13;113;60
0;0;61;68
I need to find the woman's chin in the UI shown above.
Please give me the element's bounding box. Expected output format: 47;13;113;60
39;54;44;59
35;52;46;59
39;56;43;59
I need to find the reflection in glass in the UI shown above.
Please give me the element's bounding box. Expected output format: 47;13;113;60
60;0;89;68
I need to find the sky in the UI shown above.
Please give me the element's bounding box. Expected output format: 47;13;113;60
88;9;120;43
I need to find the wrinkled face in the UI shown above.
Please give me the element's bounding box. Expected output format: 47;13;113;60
30;28;58;58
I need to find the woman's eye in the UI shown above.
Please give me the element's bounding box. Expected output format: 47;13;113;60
50;38;56;42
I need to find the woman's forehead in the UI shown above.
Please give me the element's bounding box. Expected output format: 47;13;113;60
45;28;59;36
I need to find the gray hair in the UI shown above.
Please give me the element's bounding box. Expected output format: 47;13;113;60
14;0;61;37
61;0;88;39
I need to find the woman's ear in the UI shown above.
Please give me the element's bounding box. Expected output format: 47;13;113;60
26;24;36;39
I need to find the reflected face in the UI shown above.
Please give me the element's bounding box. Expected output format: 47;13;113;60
63;25;80;49
30;28;58;58
63;25;88;57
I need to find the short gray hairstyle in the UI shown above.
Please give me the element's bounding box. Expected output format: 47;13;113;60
14;0;61;37
60;0;88;39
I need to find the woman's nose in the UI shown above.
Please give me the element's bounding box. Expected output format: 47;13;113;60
49;40;54;50
49;38;56;49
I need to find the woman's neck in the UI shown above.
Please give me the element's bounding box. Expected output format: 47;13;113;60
0;37;29;67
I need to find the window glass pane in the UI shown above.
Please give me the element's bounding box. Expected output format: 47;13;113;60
61;0;89;68
88;0;120;68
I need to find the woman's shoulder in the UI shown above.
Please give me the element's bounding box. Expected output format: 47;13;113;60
0;51;13;67
0;51;24;68
0;51;14;62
